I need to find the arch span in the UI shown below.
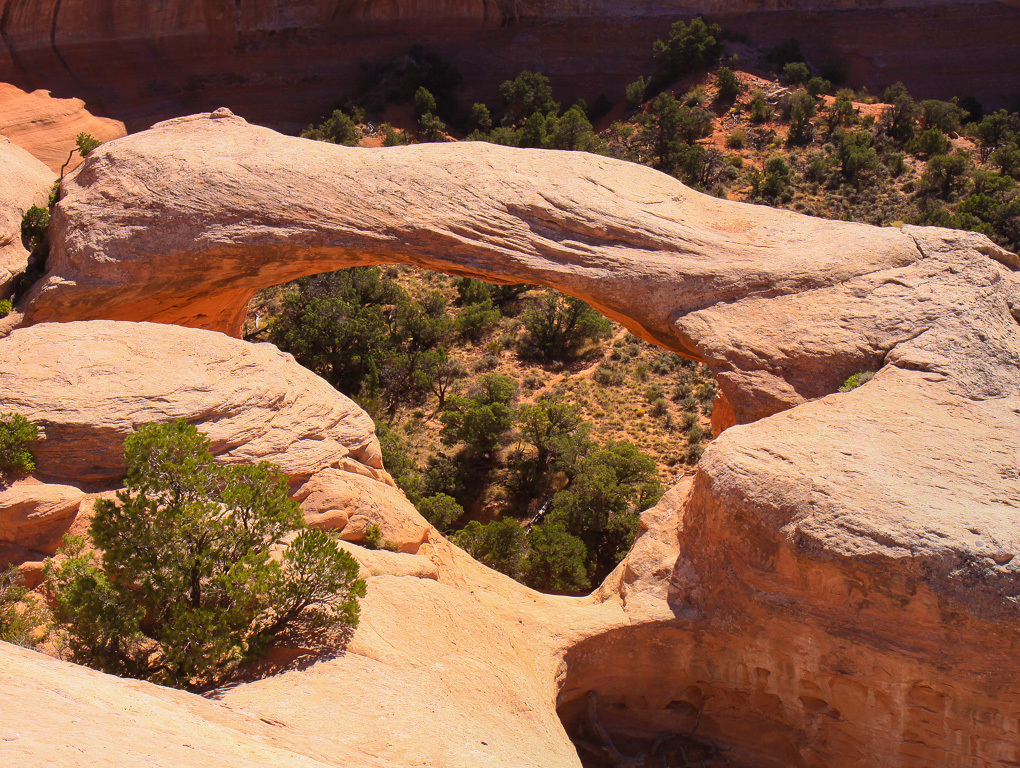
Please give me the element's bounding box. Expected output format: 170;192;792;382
24;110;1014;426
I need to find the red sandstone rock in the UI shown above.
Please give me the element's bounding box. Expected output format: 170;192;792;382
0;320;382;483
0;478;83;554
0;0;1015;132
4;116;1020;766
0;83;125;173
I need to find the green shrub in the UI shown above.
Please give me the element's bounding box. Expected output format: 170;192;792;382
593;364;624;386
651;17;723;89
715;67;740;102
453;519;527;577
418;493;464;531
457;299;501;342
749;93;772;124
913;127;950;157
44;420;366;690
21;205;50;251
518;291;611;362
626;76;649;107
0;412;38;475
362;523;384;550
440;373;518;456
522;523;589;593
382;124;407;146
838;371;876;392
0;565;49;646
781;61;810;86
0;299;11;318
726;127;746;149
301;109;361;146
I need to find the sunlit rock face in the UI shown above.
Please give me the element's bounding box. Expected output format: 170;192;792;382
3;110;1020;767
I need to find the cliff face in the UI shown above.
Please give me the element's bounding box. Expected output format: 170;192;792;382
0;0;1016;131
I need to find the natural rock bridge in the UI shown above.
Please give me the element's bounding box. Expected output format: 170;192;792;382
3;111;1020;767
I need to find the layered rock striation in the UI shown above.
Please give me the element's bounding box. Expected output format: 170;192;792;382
3;114;1020;766
0;0;1016;131
0;320;428;563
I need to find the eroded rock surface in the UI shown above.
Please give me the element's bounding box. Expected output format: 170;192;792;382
25;110;1002;426
0;320;428;552
0;83;125;172
0;320;382;483
0;136;52;299
5;117;1020;766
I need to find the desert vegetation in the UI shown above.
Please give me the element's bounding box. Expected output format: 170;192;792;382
300;22;1019;255
42;421;366;690
249;269;717;592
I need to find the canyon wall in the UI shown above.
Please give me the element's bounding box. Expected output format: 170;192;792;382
0;0;1016;131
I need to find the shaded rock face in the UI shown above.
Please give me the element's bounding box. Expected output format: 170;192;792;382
4;116;1020;766
0;136;52;299
0;0;1016;131
0;83;125;172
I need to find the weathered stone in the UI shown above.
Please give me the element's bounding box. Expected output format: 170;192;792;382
0;83;125;173
0;320;382;484
0;478;84;554
4;118;1020;766
0;137;52;300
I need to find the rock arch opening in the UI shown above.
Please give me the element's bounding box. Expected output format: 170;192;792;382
22;111;950;427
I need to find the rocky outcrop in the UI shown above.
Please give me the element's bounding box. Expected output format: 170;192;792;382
0;478;83;555
0;0;1015;132
0;320;382;483
0;83;125;172
0;136;51;299
6;115;1020;765
0;320;428;552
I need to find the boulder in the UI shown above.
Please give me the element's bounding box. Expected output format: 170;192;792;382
0;320;382;484
0;478;84;554
293;468;428;553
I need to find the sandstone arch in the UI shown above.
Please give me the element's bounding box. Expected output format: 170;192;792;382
22;110;1020;427
7;112;1020;766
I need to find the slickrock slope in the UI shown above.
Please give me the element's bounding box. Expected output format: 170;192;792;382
0;83;125;172
0;641;368;767
0;321;429;558
6;114;1020;766
0;136;51;299
0;0;1015;130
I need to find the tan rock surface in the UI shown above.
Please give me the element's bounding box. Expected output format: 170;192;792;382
0;478;83;554
0;641;373;768
294;467;428;553
0;83;126;173
0;136;52;299
5;116;1020;765
22;110;955;425
0;320;382;484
